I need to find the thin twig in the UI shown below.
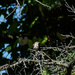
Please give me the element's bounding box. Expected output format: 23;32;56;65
5;7;17;19
4;0;21;20
16;0;21;7
35;0;51;9
44;60;68;67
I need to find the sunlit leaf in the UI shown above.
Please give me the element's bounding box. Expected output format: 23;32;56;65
28;0;31;4
30;17;39;28
42;70;47;75
42;68;50;75
41;35;48;45
54;48;58;51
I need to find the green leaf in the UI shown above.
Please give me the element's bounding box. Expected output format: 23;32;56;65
28;0;31;4
56;32;66;42
42;68;47;75
54;48;58;51
42;68;50;75
67;54;72;61
41;36;48;45
38;37;42;42
68;57;72;61
5;45;11;51
42;70;47;75
30;17;39;28
33;36;37;42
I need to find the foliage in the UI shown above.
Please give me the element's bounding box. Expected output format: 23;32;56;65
0;0;75;75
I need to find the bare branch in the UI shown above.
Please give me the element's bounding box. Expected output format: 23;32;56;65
61;34;75;39
5;7;17;19
44;60;68;67
16;0;21;7
35;0;51;9
4;0;25;20
64;0;75;13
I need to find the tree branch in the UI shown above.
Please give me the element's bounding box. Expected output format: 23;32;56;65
35;0;51;9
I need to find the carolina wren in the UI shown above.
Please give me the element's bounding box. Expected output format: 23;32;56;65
33;41;40;50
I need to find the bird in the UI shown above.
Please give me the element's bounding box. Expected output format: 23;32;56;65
32;41;40;51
